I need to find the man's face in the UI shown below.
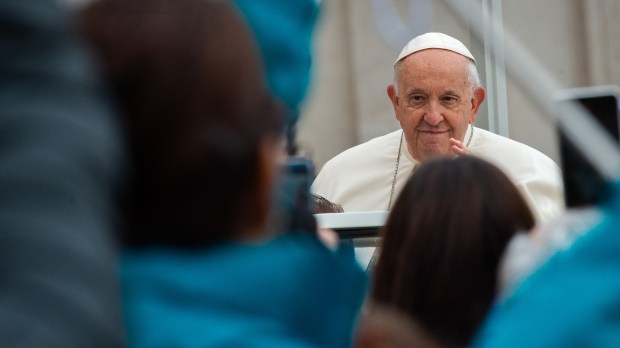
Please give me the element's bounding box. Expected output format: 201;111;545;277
387;49;484;162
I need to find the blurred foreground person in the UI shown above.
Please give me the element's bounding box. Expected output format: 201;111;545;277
372;156;535;347
0;0;125;346
473;182;620;347
354;303;442;348
78;0;366;346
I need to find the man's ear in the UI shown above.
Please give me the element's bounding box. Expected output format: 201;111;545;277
387;84;401;121
387;84;398;105
468;87;486;124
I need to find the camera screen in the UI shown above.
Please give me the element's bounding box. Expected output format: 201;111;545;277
560;94;620;207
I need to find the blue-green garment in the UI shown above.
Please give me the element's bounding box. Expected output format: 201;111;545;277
473;181;620;347
122;233;367;347
234;0;319;125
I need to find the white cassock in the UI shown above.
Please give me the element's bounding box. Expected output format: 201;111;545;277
312;126;565;268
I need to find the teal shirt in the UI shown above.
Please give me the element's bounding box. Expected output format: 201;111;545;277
122;233;367;347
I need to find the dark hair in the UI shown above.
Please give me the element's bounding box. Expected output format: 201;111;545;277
372;156;535;346
78;0;284;248
312;194;344;214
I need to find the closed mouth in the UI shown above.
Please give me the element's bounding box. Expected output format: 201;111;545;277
419;130;448;134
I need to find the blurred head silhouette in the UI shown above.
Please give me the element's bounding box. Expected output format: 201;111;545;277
78;0;284;248
372;156;535;346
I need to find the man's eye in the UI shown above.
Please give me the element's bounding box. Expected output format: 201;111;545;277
409;95;426;105
442;96;459;106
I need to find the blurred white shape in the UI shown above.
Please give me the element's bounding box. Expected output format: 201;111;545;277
498;207;603;299
368;0;432;49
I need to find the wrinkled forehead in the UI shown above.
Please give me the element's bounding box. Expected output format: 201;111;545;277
396;49;472;90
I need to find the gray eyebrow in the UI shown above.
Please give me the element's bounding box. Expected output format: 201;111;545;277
406;88;427;96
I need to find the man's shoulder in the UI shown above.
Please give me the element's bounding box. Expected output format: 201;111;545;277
321;130;402;168
472;127;556;164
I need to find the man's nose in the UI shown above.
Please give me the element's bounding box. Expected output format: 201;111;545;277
423;101;444;126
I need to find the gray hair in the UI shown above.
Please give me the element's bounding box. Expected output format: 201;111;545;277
392;58;481;95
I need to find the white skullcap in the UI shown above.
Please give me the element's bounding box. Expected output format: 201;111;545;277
394;32;476;66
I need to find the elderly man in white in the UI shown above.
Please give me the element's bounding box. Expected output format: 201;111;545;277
312;32;564;267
